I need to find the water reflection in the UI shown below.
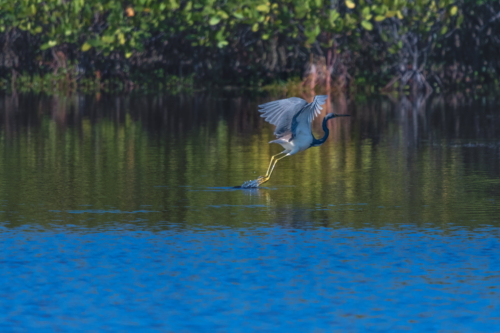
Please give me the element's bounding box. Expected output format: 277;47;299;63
0;92;499;230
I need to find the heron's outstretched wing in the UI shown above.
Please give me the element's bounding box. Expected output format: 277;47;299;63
290;95;328;136
258;97;307;138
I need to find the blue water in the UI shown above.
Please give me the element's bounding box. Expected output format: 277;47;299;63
1;93;500;331
2;223;500;332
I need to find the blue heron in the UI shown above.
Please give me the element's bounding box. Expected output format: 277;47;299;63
255;95;350;185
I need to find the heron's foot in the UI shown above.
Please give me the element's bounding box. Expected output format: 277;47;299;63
256;175;270;185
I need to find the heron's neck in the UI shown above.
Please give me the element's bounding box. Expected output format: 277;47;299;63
311;116;331;147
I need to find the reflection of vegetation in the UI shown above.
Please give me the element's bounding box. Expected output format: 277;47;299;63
0;93;499;230
1;0;499;93
8;70;194;94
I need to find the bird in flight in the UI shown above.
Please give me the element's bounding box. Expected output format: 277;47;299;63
254;95;350;186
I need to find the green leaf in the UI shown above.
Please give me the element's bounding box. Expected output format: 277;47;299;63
88;39;101;47
81;42;92;51
209;17;221;25
361;20;373;31
304;25;320;43
375;15;385;22
215;30;225;41
101;35;115;43
40;40;57;50
218;10;229;19
329;10;340;24
169;0;179;10
217;40;228;48
450;6;458;16
345;0;355;9
252;23;259;32
256;4;269;13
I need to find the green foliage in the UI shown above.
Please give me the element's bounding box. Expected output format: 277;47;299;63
0;0;498;91
0;0;460;55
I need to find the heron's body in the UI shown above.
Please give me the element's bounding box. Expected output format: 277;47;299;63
252;95;350;186
270;126;313;155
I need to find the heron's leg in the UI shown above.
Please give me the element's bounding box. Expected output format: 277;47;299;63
268;154;289;178
265;151;287;177
257;154;289;185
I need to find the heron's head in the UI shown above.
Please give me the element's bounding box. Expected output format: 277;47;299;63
325;113;350;120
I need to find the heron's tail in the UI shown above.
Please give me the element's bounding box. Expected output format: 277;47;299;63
269;139;289;144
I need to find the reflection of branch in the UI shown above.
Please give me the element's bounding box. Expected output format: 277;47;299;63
421;73;433;95
10;69;19;93
401;70;414;86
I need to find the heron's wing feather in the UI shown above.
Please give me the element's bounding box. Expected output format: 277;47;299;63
306;95;328;124
291;95;329;135
258;97;307;138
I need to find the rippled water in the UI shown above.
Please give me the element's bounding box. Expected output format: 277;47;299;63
1;93;500;331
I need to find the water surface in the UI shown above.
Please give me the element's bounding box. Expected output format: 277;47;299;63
1;93;500;332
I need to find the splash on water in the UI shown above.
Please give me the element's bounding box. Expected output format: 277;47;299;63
240;178;263;188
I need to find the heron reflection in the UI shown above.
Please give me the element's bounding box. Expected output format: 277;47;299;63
242;95;350;188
